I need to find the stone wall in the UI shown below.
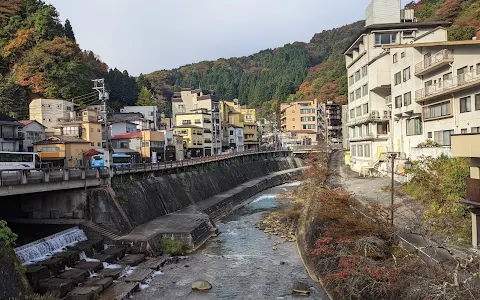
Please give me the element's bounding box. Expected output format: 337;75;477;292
114;156;304;228
0;242;31;299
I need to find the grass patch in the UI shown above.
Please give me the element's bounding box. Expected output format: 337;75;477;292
160;238;188;256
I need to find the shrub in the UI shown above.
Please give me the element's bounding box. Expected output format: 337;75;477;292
0;220;17;246
160;238;188;256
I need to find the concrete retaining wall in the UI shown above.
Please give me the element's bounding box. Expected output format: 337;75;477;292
114;157;304;229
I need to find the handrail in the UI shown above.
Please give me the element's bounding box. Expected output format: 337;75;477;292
416;68;480;100
415;49;453;74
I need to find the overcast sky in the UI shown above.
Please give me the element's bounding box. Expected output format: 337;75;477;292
45;0;411;75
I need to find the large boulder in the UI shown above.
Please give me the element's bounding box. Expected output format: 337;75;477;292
191;280;212;292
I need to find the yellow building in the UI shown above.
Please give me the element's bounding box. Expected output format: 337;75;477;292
174;109;213;156
139;130;165;161
34;136;91;168
55;109;102;149
29;98;74;136
173;125;204;158
220;100;260;151
280;99;319;146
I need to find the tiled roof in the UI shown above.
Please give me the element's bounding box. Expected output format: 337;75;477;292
111;132;142;140
34;136;89;145
20;120;46;127
290;130;317;134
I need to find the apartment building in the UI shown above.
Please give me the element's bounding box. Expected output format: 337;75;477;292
344;0;449;173
220;100;260;151
29;98;74;136
280;99;318;145
173;125;204;158
54;109;103;150
174;109;215;156
319;101;342;146
0;114;24;152
227;125;244;152
110;130;165;162
172;89;222;154
387;38;480;159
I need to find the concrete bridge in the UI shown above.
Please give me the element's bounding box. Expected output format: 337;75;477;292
0;150;290;197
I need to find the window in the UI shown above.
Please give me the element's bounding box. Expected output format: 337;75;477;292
475;94;480;111
393;53;398;64
461;129;467;134
357;144;364;157
302;124;316;129
403;31;414;38
433;130;454;146
401;52;406;58
358;126;363;137
229;130;234;135
362;84;368;96
292;118;295;121
460;96;471;113
356;106;362;116
301;116;315;122
351;145;356;156
443;72;452;81
362;103;369;114
375;33;397;45
394;72;401;85
406;118;422;136
90;142;94;147
355;88;361;99
404;92;412;106
349;92;354;102
300;109;315;114
361;65;368;77
395;95;402;108
472;127;480;133
428;132;432;139
349;75;354;85
182;120;191;125
403;67;411;82
364;144;370;157
350;109;355;119
423;101;451;120
477;63;480;75
194;119;201;124
355;70;361;81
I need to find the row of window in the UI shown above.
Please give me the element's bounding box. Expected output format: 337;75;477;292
394;67;411;85
349;84;369;102
351;144;371;157
300;108;316;114
349;65;368;86
394;92;412;108
40;104;73;111
424;101;451;120
349;103;369;119
392;51;406;64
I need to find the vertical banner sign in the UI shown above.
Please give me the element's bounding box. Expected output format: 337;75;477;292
152;151;158;163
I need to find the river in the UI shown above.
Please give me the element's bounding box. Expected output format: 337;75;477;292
133;182;328;300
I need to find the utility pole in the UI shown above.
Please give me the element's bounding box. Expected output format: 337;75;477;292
93;79;111;168
390;152;397;226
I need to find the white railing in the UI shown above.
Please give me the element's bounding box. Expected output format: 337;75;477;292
416;69;480;100
415;49;453;74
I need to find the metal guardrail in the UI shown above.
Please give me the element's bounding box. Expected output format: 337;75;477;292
415;49;453;74
415;68;480;100
0;150;288;187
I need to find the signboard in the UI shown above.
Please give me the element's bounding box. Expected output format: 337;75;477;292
152;151;158;163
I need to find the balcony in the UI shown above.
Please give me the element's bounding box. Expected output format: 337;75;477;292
1;131;24;140
416;69;480;102
348;133;389;142
385;95;392;105
415;49;454;76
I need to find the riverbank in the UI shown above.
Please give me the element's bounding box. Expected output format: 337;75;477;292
131;183;328;300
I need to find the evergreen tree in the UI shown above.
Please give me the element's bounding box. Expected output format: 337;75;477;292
64;19;75;41
136;86;154;106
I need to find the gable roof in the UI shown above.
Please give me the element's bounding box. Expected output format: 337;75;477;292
20;120;47;128
34;136;89;145
111;132;142;140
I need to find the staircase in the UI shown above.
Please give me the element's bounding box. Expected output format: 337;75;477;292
359;155;382;177
80;220;122;241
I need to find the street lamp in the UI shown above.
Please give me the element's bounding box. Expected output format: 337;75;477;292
404;158;412;171
387;152;397;226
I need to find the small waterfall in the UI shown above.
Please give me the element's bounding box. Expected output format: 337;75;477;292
15;227;87;265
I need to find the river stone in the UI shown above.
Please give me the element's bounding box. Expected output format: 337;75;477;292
58;268;89;284
66;286;97;300
292;281;310;295
55;250;81;267
119;254;145;267
191;280;212;291
97;267;124;280
38;278;74;297
25;265;50;292
75;261;104;272
41;257;66;275
102;247;126;260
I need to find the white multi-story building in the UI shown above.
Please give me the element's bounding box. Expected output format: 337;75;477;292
344;0;449;173
387;33;480;160
20;120;46;152
120;106;159;130
228;124;244;152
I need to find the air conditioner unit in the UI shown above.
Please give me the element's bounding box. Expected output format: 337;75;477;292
371;111;379;119
383;110;392;118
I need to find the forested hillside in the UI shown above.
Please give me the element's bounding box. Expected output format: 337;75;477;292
1;0;479;120
0;0;141;119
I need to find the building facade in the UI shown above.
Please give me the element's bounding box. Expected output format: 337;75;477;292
344;0;449;173
173;125;204;158
319;101;343;146
29;98;74;136
228;125;244;152
0;114;24;152
121;106;159;130
280;99;318;146
34;136;91;168
20;120;46;152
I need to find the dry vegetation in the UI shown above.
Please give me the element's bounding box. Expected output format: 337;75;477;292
269;147;480;299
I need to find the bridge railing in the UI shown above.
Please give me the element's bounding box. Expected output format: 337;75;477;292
0;150;288;186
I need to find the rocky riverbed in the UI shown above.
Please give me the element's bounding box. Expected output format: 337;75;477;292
132;182;328;300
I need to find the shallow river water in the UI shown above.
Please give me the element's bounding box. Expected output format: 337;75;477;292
133;182;328;300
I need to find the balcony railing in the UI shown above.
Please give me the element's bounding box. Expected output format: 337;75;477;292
416;69;480;101
415;49;453;75
385;95;392;104
1;131;24;139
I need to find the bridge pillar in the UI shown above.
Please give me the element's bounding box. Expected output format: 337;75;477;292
44;169;50;183
81;169;86;180
63;169;69;181
21;170;28;185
